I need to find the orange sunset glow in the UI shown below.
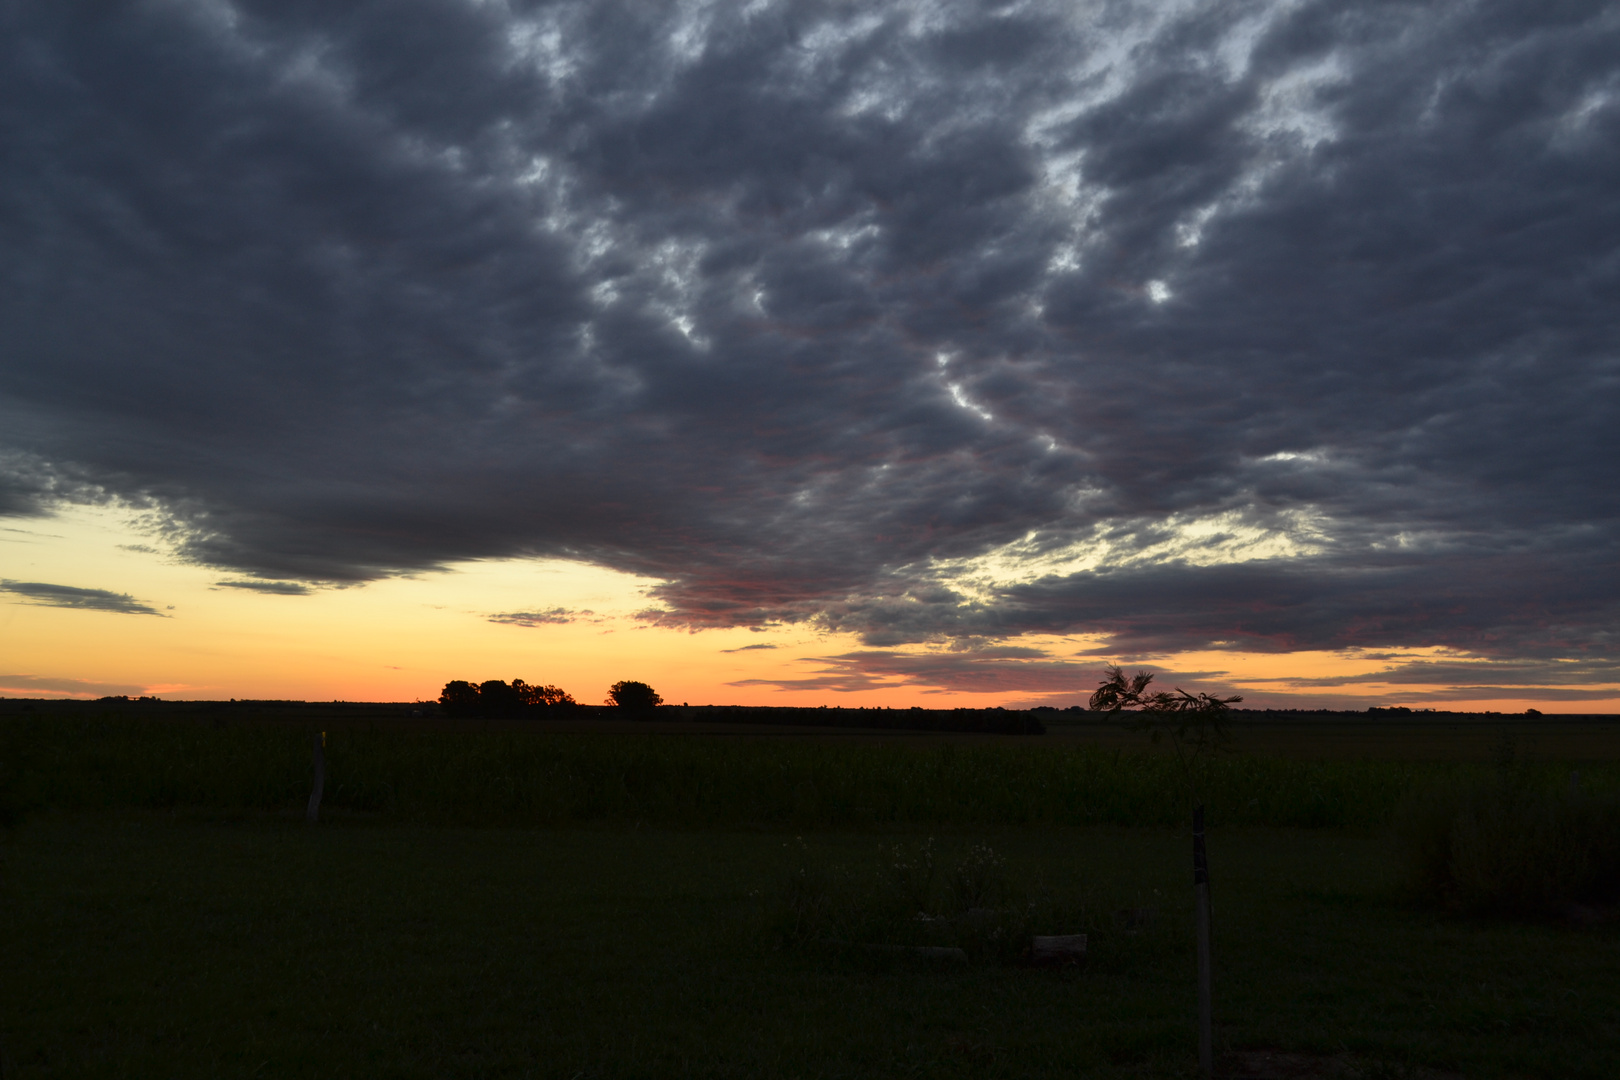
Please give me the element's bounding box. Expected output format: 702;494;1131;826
7;504;1615;712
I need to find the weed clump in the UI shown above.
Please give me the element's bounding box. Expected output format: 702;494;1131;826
1398;748;1620;916
771;838;1087;964
881;837;936;914
948;843;1007;910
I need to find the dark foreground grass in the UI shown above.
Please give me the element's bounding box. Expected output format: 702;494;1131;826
9;715;1618;830
3;816;1618;1079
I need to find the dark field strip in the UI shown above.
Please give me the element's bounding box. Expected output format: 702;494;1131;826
4;713;1620;1077
3;820;1617;1079
1046;716;1620;761
5;713;1619;830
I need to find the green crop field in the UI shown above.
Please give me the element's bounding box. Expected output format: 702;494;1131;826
2;708;1618;1078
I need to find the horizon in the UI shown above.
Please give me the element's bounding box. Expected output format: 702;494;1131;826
5;694;1604;718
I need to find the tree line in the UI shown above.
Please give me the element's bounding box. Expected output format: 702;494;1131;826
438;679;662;718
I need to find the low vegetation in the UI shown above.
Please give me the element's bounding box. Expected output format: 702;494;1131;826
773;836;1093;965
672;703;1050;735
0;713;1508;830
3;707;1620;1077
5;819;1619;1078
1398;749;1620;915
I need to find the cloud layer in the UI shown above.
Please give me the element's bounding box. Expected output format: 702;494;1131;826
732;647;1620;707
2;1;1616;679
0;580;165;616
0;674;147;697
488;607;592;626
214;579;312;595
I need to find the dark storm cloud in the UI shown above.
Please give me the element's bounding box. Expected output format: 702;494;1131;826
985;546;1620;659
2;0;1617;701
0;580;165;615
737;645;1618;704
1256;657;1620;688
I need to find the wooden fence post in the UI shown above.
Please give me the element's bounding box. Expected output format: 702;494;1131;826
1194;803;1213;1078
306;731;325;825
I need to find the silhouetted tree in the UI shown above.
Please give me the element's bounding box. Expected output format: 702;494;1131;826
513;679;576;709
441;678;578;718
478;679;523;717
439;680;481;718
607;680;663;712
1089;665;1240;804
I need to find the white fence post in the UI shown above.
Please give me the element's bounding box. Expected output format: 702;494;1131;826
1194;803;1213;1078
306;731;326;825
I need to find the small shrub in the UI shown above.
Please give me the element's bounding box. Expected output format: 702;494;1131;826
948;844;1008;911
880;837;936;915
779;856;836;942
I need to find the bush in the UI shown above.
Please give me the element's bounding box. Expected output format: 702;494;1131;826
1398;768;1620;915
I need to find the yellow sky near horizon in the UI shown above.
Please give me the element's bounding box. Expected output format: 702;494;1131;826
3;503;1617;712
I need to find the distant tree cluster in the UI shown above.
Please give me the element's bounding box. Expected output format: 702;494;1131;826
439;679;576;718
436;679;669;718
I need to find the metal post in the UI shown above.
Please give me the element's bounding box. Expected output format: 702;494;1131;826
306;731;326;825
1194;803;1213;1078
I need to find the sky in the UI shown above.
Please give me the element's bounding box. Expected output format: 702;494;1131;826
2;0;1618;710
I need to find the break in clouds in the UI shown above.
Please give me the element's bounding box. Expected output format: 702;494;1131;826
2;1;1617;697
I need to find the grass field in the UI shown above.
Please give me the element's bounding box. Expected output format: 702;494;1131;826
3;711;1619;1077
7;711;1619;831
